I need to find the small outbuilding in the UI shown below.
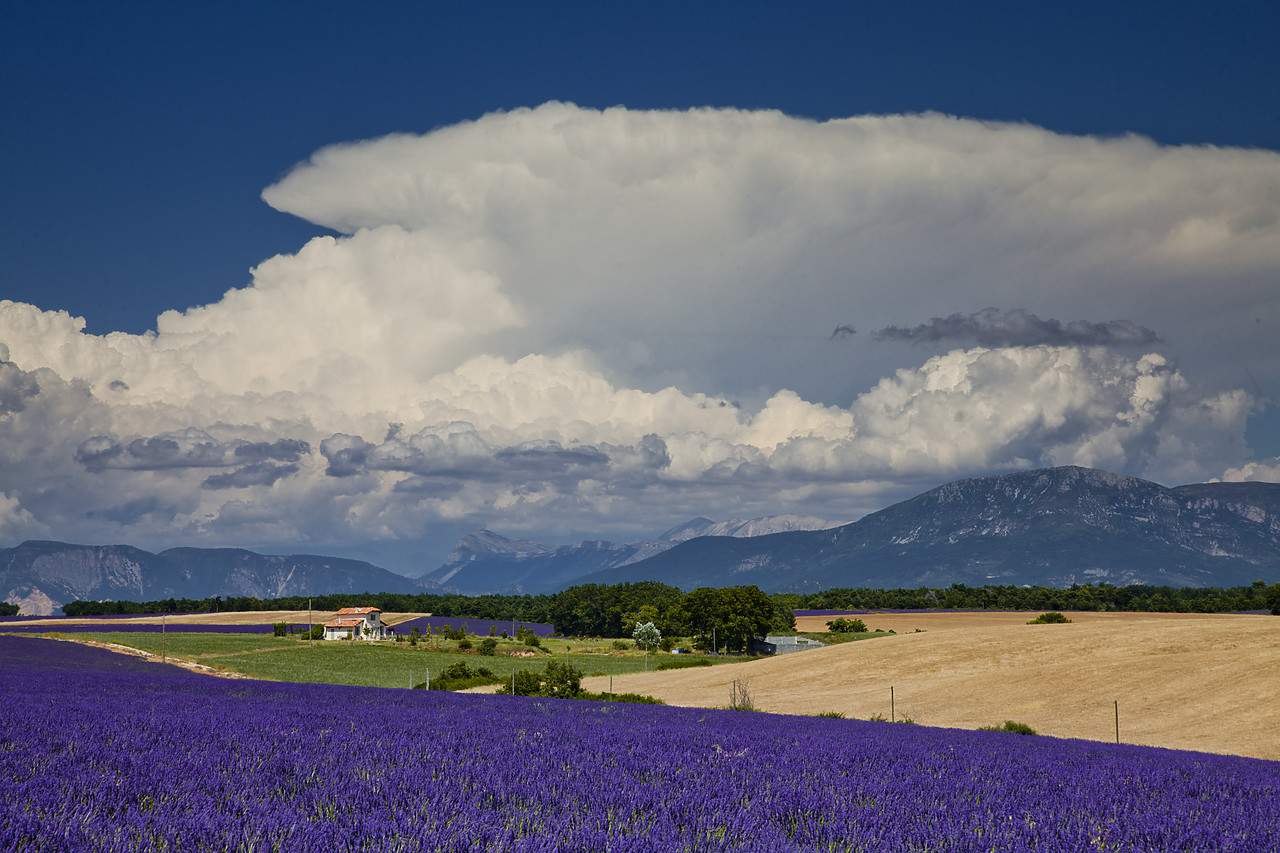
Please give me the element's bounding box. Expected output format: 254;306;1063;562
750;635;827;655
323;606;387;641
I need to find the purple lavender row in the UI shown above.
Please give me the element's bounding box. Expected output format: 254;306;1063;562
2;635;1277;852
0;623;276;634
390;615;555;637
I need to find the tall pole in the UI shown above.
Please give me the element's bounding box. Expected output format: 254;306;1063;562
891;686;895;723
161;614;166;664
308;598;313;648
1115;700;1120;744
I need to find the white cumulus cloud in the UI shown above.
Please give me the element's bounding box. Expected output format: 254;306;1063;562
0;103;1276;568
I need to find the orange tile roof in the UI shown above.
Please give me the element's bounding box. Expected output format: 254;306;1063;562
335;607;381;615
324;618;365;628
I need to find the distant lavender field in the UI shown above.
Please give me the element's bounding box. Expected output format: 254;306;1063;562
0;614;556;637
0;622;276;634
390;615;555;637
3;635;1277;852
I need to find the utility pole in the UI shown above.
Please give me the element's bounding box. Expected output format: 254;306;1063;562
161;614;166;664
891;686;895;723
1115;700;1120;744
308;598;313;648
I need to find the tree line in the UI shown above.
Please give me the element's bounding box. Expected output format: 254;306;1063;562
61;579;1280;631
783;580;1280;615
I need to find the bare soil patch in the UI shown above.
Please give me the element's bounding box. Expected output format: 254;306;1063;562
585;612;1280;761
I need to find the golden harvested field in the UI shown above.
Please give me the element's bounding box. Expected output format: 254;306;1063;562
5;611;430;628
584;612;1280;761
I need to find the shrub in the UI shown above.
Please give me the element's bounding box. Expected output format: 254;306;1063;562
543;659;584;698
408;627;420;647
656;657;714;671
272;622;288;638
979;720;1038;735
516;628;542;648
423;662;504;691
499;669;543;697
611;640;629;651
456;638;473;651
816;711;846;718
826;617;867;633
495;660;585;698
1027;612;1073;624
586;692;666;705
478;638;498;656
869;713;916;724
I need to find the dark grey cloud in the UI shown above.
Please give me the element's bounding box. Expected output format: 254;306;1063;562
202;462;301;490
872;308;1162;348
75;429;311;474
232;438;311;464
318;426;670;493
89;497;174;526
0;361;40;415
318;434;375;477
830;324;857;339
494;441;610;475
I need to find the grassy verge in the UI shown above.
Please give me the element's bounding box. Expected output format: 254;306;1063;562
60;632;668;688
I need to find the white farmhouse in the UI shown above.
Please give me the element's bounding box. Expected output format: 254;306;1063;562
323;606;388;641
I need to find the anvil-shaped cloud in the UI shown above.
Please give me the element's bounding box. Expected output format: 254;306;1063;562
0;104;1276;568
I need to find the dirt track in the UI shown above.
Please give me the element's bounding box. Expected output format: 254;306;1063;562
584;612;1280;761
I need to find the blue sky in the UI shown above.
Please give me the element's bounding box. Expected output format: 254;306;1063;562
2;1;1279;573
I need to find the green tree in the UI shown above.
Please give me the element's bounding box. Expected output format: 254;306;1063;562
1266;583;1280;616
632;621;661;651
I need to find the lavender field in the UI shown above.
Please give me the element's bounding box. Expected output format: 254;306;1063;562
2;636;1277;851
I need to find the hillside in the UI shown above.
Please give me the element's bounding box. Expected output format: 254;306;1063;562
0;541;429;615
583;611;1280;761
417;515;841;595
579;467;1280;591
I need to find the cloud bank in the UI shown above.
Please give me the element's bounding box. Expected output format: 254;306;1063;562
1;103;1277;567
873;308;1162;348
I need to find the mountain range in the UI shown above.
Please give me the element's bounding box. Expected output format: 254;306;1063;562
418;514;842;595
576;466;1280;592
4;466;1279;614
0;541;429;616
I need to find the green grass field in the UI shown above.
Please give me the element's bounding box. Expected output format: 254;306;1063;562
63;632;722;689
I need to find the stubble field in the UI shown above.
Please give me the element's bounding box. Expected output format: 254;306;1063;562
586;611;1280;761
